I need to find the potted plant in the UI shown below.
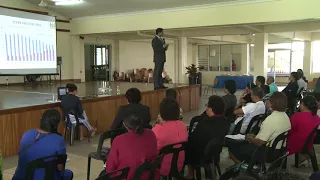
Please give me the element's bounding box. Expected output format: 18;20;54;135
185;64;199;85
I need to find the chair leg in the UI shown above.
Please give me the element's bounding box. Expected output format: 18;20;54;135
70;127;74;146
294;153;299;168
309;147;319;172
87;157;91;180
87;128;91;142
195;167;201;180
216;164;222;176
64;125;67;140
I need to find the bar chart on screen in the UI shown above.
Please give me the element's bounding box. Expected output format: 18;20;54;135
4;33;55;62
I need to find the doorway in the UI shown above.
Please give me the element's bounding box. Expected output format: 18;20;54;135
84;45;111;81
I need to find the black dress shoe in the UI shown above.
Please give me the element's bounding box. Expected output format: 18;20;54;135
154;87;161;90
161;86;168;89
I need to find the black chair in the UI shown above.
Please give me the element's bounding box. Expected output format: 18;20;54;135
267;152;289;172
225;106;236;123
266;131;289;164
87;129;125;180
133;155;163;180
195;138;223;180
159;141;187;180
25;154;67;180
62;109;90;146
294;126;319;172
242;143;268;178
231;118;243;135
96;167;130;180
245;114;266;135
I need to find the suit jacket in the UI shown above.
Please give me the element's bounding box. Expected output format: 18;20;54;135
110;103;151;129
152;36;167;63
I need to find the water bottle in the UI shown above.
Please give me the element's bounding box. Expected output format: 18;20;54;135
108;86;112;95
116;86;120;95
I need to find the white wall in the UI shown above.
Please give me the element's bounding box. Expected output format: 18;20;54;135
118;40;176;82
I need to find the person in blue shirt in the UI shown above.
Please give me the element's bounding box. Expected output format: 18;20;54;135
267;77;278;94
12;109;73;180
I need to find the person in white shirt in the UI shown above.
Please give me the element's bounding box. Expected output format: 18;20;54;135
234;87;266;134
228;92;291;163
297;69;307;94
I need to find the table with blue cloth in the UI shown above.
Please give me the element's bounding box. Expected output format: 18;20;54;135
216;76;254;89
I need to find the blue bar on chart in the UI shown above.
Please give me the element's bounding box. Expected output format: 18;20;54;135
4;33;55;61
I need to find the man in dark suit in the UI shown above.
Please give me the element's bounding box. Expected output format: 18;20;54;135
110;88;151;129
152;28;169;90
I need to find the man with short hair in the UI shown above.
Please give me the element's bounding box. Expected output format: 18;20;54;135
152;28;169;90
267;77;278;94
111;88;151;129
234;87;266;134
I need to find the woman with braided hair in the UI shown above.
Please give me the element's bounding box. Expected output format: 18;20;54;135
287;95;320;155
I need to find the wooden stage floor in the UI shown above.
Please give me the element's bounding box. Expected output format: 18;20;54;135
0;81;181;110
0;81;200;157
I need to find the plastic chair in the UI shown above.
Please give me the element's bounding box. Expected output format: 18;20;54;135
25;154;67;180
203;78;218;97
267;152;289;172
195;138;223;180
294;126;319;172
87;129;125;180
245;114;266;135
159;141;187;180
133;155;163;180
96;167;130;180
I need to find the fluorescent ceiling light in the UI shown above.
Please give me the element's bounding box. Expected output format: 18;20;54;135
54;0;83;5
250;44;255;47
252;34;256;36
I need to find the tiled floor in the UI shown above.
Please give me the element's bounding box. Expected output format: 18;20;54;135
2;87;317;179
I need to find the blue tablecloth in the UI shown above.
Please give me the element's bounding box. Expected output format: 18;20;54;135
216;76;254;89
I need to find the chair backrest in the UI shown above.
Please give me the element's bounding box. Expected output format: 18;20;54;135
96;167;130;180
97;129;126;154
232;118;244;135
302;126;319;152
159;142;187;179
246;143;268;174
269;131;289;153
204;138;223;163
225;106;236;123
25;154;67;180
245;114;266;134
133;155;163;180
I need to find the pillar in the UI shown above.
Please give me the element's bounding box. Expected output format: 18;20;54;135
303;41;312;81
253;33;268;78
178;37;188;84
71;36;85;82
241;44;249;74
111;40;120;79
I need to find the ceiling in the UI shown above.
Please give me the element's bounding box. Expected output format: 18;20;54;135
24;0;253;18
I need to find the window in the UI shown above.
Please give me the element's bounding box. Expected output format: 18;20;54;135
198;44;242;72
94;45;109;66
312;41;320;73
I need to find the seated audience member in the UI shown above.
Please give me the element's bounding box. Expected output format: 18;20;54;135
228;92;291;163
255;76;270;95
239;82;256;106
185;95;230;179
313;92;320;117
266;77;278;94
297;69;308;90
13;109;73;180
282;72;299;111
223;80;237;121
233;87;266;134
111;88;151;129
105;114;158;180
61;83;96;140
152;98;188;176
156;88;183;124
287;95;320;155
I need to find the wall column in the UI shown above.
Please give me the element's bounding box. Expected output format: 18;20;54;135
178;37;188;83
253;33;268;78
241;44;249;74
71;36;85;82
111;40;120;75
303;41;312;81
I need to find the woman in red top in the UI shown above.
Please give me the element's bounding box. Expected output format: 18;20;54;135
105;113;158;180
288;95;320;155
